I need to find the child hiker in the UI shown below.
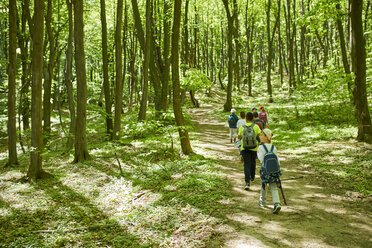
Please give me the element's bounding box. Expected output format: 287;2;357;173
227;109;239;143
257;128;282;214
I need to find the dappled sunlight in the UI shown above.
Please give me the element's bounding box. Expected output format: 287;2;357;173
191;104;372;248
226;213;262;227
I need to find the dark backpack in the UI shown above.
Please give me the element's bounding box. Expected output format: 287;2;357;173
228;114;237;126
252;119;264;130
242;124;257;149
261;144;280;176
259;111;267;124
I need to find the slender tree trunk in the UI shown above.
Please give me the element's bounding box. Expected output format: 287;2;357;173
131;0;162;112
113;0;124;137
222;0;234;112
336;3;353;101
7;0;18;166
100;0;113;137
28;0;46;180
19;1;31;131
172;0;193;155
160;0;170;111
286;0;295;91
73;0;90;162
43;0;55;142
350;0;372;143
233;0;240;90
138;0;151;121
64;0;75;152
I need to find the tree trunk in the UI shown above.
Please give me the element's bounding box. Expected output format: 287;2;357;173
113;0;124;137
233;0;240;90
138;0;151;121
222;0;233;112
43;0;55;142
28;0;46;180
73;0;90;162
350;0;372;143
130;0;162;112
286;0;295;91
336;3;353;101
100;0;113;137
7;0;18;166
172;0;193;155
19;1;31;131
64;0;75;153
160;0;171;111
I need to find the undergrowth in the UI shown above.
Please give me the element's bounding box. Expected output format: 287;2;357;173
0;106;230;247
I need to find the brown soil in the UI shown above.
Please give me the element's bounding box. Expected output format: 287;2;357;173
189;104;372;248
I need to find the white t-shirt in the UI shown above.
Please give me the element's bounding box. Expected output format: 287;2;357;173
236;119;246;130
257;143;279;165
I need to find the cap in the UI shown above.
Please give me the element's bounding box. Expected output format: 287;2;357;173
260;106;264;110
231;108;236;113
262;128;273;139
251;107;257;111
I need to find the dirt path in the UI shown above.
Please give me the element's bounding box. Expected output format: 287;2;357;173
189;104;372;248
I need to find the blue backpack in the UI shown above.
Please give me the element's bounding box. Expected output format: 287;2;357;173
261;144;280;176
228;114;237;126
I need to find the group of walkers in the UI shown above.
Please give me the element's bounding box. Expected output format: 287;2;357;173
227;106;282;214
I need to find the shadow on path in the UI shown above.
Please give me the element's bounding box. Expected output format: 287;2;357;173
189;104;372;248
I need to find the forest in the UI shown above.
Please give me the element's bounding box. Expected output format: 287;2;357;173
0;0;371;247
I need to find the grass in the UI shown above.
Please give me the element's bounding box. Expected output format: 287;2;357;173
0;106;230;247
0;74;371;246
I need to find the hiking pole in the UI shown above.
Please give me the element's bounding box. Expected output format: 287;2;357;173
278;181;287;205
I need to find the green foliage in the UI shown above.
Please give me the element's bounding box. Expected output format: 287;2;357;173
181;68;212;91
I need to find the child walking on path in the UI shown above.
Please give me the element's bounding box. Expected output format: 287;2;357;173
257;128;282;214
227;109;239;143
238;112;261;190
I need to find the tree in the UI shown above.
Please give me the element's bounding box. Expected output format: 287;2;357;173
172;0;193;155
6;0;18;166
64;0;76;152
43;0;56;142
266;0;280;102
335;3;352;100
100;0;113;137
350;0;372;143
73;0;90;162
28;0;46;180
138;0;151;121
113;0;124;137
222;0;234;112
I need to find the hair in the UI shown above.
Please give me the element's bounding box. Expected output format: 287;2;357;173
246;112;254;121
240;111;246;119
253;112;259;118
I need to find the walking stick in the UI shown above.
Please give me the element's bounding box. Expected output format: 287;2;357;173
278;181;287;205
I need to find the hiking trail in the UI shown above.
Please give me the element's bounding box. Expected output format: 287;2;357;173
189;103;371;248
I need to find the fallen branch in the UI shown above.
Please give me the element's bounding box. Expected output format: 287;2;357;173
115;152;125;177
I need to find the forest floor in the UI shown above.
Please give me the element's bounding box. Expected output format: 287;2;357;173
189;102;372;248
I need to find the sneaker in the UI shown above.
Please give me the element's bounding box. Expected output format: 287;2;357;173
272;203;281;214
259;201;265;207
244;183;250;190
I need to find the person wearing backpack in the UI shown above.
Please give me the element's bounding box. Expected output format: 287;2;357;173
257;128;282;214
252;112;265;131
237;112;261;190
259;106;269;128
227;109;239;143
